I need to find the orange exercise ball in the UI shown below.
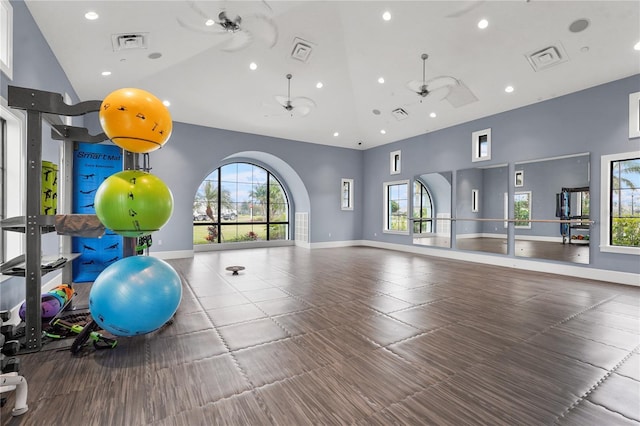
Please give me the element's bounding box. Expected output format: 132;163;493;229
99;88;172;153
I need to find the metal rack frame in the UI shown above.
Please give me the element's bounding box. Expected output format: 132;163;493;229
2;85;107;352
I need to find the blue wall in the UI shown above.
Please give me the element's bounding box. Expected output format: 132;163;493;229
363;74;640;275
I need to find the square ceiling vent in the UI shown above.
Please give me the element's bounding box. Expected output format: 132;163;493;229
392;108;409;121
111;33;149;52
290;37;315;63
526;43;568;72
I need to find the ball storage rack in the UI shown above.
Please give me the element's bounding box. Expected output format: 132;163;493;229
2;86;138;353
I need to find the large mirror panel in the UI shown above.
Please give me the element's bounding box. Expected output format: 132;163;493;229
455;165;508;254
412;172;452;248
514;153;590;264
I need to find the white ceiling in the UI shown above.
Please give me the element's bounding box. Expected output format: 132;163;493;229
25;1;640;150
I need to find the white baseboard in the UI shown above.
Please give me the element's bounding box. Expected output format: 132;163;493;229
150;249;194;259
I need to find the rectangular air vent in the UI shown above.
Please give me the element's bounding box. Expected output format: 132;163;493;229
290;37;315;63
526;43;568;72
392;107;409;121
111;33;148;52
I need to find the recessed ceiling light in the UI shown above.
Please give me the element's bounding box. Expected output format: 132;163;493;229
316;82;323;89
429;112;436;118
580;46;590;53
505;85;514;93
380;129;386;134
84;11;99;20
162;100;171;107
382;11;391;21
378;77;385;84
148;52;162;60
249;62;257;70
205;19;215;26
101;71;111;76
635;41;640;51
478;19;488;29
333;132;339;137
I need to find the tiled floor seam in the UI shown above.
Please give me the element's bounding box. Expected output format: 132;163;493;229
554;343;640;425
183;275;280;426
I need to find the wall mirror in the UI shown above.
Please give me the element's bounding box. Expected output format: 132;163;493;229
412;171;452;248
455;165;509;254
513;153;590;264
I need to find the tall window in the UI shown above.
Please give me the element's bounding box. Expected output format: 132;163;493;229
384;180;409;233
610;157;640;247
193;162;289;244
413;181;433;233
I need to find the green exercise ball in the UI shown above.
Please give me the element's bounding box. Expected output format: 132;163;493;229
94;170;173;237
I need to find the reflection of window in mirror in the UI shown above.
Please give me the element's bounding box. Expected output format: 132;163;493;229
600;153;640;253
515;171;524;187
514;191;532;229
471;189;479;213
341;178;353;211
390;150;401;174
384;180;409;233
472;128;491;162
413;181;433;233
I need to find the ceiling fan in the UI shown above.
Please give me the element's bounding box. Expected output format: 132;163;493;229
266;74;316;118
177;0;278;52
406;53;478;108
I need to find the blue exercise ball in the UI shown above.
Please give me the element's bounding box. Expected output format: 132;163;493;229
89;256;182;336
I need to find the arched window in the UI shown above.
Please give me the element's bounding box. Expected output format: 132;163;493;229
413;180;433;233
193;162;289;244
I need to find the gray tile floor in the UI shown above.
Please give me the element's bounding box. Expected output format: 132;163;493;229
2;246;639;425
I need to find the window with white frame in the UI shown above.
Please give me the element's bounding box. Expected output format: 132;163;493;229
341;178;353;211
601;152;640;254
514;191;532;229
384;180;409;233
0;0;13;79
472;128;491;162
0;101;25;269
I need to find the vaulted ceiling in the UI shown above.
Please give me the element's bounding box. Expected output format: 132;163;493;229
25;1;640;149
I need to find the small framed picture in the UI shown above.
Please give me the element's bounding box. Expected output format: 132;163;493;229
515;170;524;187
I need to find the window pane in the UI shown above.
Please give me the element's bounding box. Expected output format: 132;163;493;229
611;158;640;247
193;163;289;244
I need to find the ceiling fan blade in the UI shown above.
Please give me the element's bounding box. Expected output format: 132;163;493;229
445;80;479;108
445;0;485;18
274;95;289;107
218;30;253;52
240;14;278;48
185;0;213;21
406;80;428;95
176;16;226;35
425;75;459;91
290;97;316;117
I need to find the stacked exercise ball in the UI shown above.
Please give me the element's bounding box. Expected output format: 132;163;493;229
89;256;182;336
19;284;74;321
94;170;173;237
89;87;181;337
99;88;172;153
